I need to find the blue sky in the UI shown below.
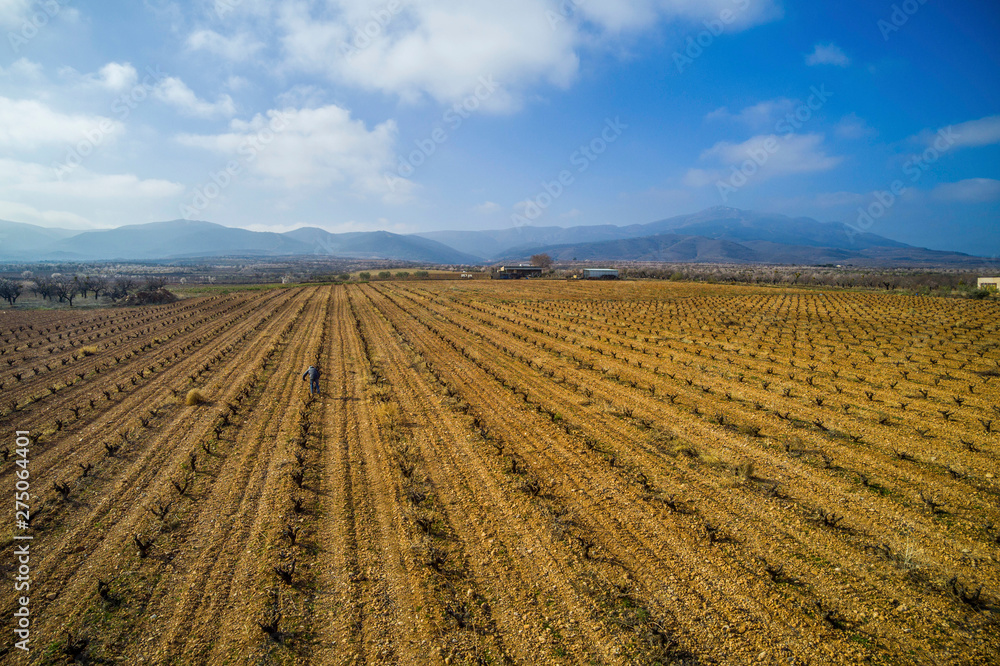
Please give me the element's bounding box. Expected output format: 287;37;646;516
1;0;998;255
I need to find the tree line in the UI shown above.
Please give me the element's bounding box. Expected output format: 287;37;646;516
0;275;168;307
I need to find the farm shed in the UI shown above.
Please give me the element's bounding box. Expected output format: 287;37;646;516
493;266;544;279
977;277;1000;290
583;268;619;280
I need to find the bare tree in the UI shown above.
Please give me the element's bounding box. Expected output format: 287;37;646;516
0;278;23;306
108;276;137;300
32;278;55;301
54;276;82;306
89;275;109;299
530;253;553;268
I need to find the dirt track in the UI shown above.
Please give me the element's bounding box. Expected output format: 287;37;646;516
2;282;998;665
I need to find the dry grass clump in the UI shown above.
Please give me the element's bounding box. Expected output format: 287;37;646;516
734;461;755;484
185;389;206;406
79;346;99;357
374;402;402;429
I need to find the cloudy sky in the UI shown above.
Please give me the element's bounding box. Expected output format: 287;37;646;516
1;0;998;255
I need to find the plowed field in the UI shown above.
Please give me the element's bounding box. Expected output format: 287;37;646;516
2;282;998;665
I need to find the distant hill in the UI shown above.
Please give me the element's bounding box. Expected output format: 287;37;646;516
0;220;479;264
0;208;989;267
283;228;480;263
498;232;984;267
503;234;758;263
0;220;78;259
420;207;910;260
418;224;630;260
634;207;908;251
41;220;311;260
426;207;988;267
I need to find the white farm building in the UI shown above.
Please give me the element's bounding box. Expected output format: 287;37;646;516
978;277;1000;290
583;268;619;280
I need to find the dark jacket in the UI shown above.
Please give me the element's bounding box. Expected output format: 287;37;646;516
303;366;320;381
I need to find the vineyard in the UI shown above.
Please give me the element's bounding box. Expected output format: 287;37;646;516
1;281;998;665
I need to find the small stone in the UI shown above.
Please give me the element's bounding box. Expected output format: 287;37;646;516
45;592;57;601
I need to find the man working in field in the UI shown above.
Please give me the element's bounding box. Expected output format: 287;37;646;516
302;364;321;395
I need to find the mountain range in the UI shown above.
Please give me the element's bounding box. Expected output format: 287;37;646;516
0;208;990;267
0;220;480;264
422;207;984;266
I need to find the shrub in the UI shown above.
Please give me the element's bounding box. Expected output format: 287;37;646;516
185;389;206;406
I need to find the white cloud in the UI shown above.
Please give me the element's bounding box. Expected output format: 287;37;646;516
806;43;850;67
704;134;841;174
682;168;721;188
930;178;1000;203
177;104;409;199
0;97;123;152
922;115;1000;149
58;62;140;91
20;174;183;200
684;133;842;186
707;98;797;130
0;158;183;200
576;0;782;32
278;0;572;111
0;57;43;81
153;77;237;118
187;29;265;61
834;113;876;140
209;0;271;20
226;75;251;91
0;156;184;229
0;200;92;228
0;0;78;31
275;0;782;109
0;0;31;28
275;84;326;109
474;201;501;214
93;62;138;91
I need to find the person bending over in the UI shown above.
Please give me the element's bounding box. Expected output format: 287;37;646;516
302;364;321;395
